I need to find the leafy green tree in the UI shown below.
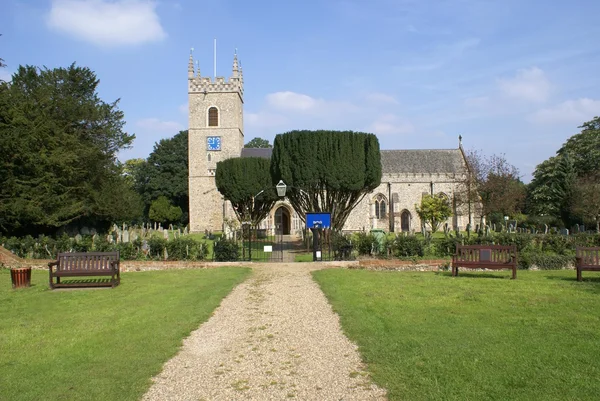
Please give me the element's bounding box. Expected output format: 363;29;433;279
415;193;453;233
465;150;526;221
0;64;138;235
571;173;600;232
528;117;600;227
134;130;189;222
149;196;183;225
215;157;279;225
270;130;382;230
244;137;271;148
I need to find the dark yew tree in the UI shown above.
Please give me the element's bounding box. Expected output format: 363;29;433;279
133;130;189;222
270;130;382;230
215;157;279;225
0;64;140;235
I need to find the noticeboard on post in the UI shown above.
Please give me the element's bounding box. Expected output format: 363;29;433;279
306;212;331;229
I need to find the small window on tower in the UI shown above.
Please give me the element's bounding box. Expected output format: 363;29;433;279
208;107;219;127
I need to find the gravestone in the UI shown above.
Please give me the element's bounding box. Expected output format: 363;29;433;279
74;234;82;243
122;230;130;243
130;232;138;242
80;226;90;235
90;228;97;235
141;240;149;255
163;229;169;239
560;228;569;236
169;224;174;231
107;235;114;244
544;224;549;234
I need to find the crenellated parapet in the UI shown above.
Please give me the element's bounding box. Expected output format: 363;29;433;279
188;75;243;95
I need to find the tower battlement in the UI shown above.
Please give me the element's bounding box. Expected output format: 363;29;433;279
188;76;243;94
188;51;243;95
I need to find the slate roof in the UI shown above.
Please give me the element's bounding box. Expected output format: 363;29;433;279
240;148;272;158
241;147;465;174
380;149;465;174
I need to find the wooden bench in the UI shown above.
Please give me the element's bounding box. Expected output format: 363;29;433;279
452;245;517;279
48;252;120;289
576;247;600;281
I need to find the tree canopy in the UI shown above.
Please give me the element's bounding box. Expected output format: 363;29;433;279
415;193;453;233
215;157;279;225
244;137;271;148
270;130;382;230
133;130;189;223
465;150;526;223
0;64;141;235
528;116;600;228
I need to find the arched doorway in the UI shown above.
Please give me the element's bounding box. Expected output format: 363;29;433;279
275;207;291;235
401;210;411;232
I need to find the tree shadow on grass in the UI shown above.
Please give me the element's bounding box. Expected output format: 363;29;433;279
450;272;512;280
545;274;600;294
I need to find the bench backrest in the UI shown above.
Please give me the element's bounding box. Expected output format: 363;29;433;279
455;245;516;264
576;247;600;266
56;252;120;272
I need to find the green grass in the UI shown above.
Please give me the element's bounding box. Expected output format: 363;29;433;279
0;267;251;401
313;269;600;401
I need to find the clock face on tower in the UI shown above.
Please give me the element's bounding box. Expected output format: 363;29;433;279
207;136;221;151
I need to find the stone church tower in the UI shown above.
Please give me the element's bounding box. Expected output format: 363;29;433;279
188;51;244;233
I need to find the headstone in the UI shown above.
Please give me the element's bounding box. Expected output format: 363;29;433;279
163;229;169;239
90;228;97;235
560;228;569;236
107;235;114;244
169;224;174;231
580;224;586;232
544;224;548;234
74;234;82;243
80;226;90;235
130;232;138;242
122;230;130;243
184;226;189;235
141;240;149;255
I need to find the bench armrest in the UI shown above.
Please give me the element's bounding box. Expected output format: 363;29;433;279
48;261;58;268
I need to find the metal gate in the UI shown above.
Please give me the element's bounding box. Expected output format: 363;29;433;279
240;223;284;262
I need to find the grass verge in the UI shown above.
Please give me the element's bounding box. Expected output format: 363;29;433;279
0;267;250;401
313;269;600;401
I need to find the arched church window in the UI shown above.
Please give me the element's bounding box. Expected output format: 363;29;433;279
208;107;219;127
374;194;387;219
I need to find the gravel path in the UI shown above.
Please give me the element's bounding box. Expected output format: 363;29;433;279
142;263;387;400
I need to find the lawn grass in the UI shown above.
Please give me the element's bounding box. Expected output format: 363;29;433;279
313;269;600;400
0;267;251;401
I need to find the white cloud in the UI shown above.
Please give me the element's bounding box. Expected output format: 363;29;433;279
365;93;399;105
245;111;288;128
529;98;600;124
47;0;166;47
266;91;319;112
136;118;184;132
497;67;551;103
369;114;415;136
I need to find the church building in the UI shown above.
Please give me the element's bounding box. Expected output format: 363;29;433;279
187;52;477;235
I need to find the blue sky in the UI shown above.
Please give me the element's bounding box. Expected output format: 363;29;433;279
1;0;599;181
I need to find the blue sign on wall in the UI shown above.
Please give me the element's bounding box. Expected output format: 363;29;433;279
306;213;331;229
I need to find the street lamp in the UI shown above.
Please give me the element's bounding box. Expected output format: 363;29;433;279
276;180;287;197
504;215;509;230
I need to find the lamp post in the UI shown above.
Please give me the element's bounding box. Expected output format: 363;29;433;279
504;215;509;231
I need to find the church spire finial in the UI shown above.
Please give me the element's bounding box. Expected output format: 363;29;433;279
232;50;239;79
458;134;463;147
188;48;195;79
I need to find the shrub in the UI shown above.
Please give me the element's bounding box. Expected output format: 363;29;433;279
523;253;575;270
166;237;208;261
541;234;572;255
353;232;378;256
213;238;239;261
392;235;424;258
147;236;168;260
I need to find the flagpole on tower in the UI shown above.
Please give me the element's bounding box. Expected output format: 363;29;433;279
213;38;217;79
